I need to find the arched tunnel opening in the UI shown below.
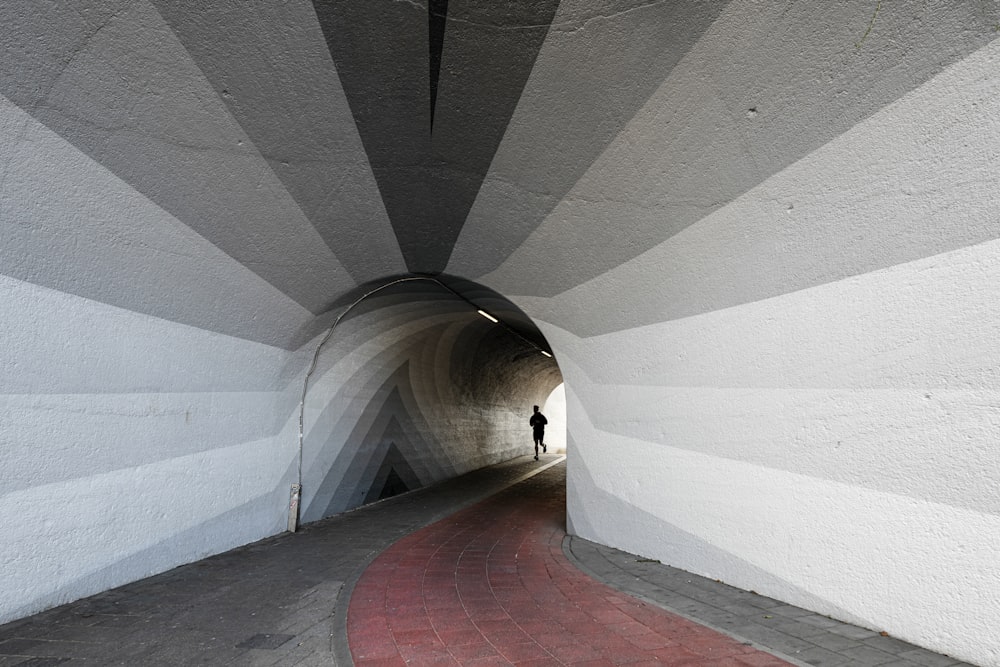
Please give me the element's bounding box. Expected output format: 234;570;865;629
295;274;563;524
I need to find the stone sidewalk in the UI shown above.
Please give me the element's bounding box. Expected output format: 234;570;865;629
565;539;976;667
0;456;978;666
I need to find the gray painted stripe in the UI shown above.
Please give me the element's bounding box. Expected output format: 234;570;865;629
427;0;560;268
448;0;732;280
478;1;1000;297
509;37;1000;337
0;96;315;350
312;0;559;273
149;0;406;284
0;1;355;313
0;392;285;494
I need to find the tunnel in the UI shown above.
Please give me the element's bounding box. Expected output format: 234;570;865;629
295;275;562;522
2;1;1000;664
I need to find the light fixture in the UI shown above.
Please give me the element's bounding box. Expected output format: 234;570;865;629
477;309;499;323
541;351;552;358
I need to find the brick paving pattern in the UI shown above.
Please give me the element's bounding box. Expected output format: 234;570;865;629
348;465;792;666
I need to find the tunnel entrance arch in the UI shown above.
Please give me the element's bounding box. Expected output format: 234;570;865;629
291;274;563;529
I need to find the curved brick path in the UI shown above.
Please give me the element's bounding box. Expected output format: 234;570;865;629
347;464;792;666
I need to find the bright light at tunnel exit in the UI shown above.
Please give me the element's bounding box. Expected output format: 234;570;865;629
542;383;567;453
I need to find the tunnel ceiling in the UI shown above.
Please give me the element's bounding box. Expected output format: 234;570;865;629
2;0;998;349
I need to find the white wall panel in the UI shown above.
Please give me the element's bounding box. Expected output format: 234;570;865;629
0;436;293;623
0;275;298;623
566;389;1000;664
520;192;1000;664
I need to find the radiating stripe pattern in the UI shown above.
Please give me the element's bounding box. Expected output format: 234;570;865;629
2;1;1000;664
299;279;561;523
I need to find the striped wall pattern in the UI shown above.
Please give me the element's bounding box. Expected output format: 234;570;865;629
2;1;999;663
299;281;560;522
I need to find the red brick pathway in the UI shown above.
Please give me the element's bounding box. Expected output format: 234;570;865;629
347;464;793;666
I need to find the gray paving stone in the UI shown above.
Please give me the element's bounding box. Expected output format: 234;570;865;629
793;644;856;666
0;639;41;656
805;631;865;652
721;601;772;617
744;594;788;610
755;615;815;634
827;622;881;640
236;633;296;650
563;533;969;667
897;648;966;667
686;607;743;626
791;624;852;641
737;625;823;654
770;603;827;619
840;643;902;665
864;634;927;654
798;614;849;630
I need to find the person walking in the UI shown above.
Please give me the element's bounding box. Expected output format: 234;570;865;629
529;405;547;460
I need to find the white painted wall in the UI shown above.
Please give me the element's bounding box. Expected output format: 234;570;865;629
0;270;553;624
0;274;302;623
496;36;1000;667
0;89;320;623
5;2;1000;664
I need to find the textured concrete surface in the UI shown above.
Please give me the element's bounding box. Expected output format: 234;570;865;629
3;1;1000;663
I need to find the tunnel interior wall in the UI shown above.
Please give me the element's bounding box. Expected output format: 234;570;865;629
3;1;1000;665
0;273;300;625
298;281;561;523
0;273;558;625
459;2;1000;665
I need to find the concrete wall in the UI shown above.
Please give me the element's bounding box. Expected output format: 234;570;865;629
3;0;999;663
0;3;559;618
0;269;557;623
461;2;1000;664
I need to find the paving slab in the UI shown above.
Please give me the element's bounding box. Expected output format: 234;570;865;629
564;527;975;667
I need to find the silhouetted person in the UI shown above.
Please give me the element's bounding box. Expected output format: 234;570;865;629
530;405;547;460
